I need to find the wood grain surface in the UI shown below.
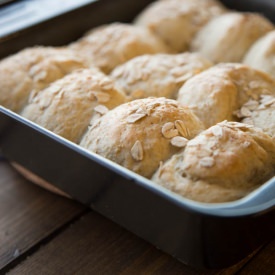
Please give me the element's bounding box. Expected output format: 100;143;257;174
0;161;86;272
0;161;274;275
6;212;247;275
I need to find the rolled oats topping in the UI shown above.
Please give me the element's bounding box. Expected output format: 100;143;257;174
240;106;252;117
162;122;179;138
38;96;52;110
199;156;215;168
170;136;188;148
243;99;259;111
174;72;194;84
93;91;111;103
100;80;114;90
126;113;147;123
211;125;223;137
131;140;144;161
242;117;254;125
94;104;109;115
260;95;275;107
174;120;189;137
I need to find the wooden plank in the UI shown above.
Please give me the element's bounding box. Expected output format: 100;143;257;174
8;210;255;275
237;238;275;275
0;161;86;271
2;160;270;274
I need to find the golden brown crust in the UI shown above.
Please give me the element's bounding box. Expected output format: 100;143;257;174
191;12;274;63
0;46;86;112
2;3;274;204
21;68;126;143
69;23;171;73
177;63;275;128
237;95;275;138
243;30;275;77
110;53;212;100
80;97;204;178
135;0;226;52
152;121;275;203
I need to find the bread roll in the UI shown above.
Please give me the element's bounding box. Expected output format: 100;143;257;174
110;53;212;100
135;0;226;52
237;95;275;138
177;63;275;128
21;68;126;143
69;23;170;73
191;12;274;63
0;47;86;112
152;121;275;203
80;97;204;178
243;30;275;77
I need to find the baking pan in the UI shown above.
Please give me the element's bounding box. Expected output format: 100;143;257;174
221;0;275;22
0;0;275;269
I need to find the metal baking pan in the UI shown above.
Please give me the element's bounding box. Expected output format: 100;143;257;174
0;0;275;269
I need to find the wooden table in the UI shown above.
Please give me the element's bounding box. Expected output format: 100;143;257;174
0;159;274;275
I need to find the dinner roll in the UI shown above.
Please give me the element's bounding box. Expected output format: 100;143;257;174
69;23;170;73
135;0;226;52
110;53;212;100
237;95;275;138
21;68;126;143
191;12;274;63
177;63;275;128
152;121;275;203
80;97;204;178
0;46;86;112
243;30;275;78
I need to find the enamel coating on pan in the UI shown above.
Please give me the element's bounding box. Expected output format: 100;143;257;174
0;0;155;59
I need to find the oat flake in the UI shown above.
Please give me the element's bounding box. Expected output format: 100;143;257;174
131;140;144;161
127;113;146;123
211;125;223;137
93;91;111;103
200;157;215;168
240;106;252;117
94;104;109;115
170;136;188;147
162;122;179;139
174;120;188;137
